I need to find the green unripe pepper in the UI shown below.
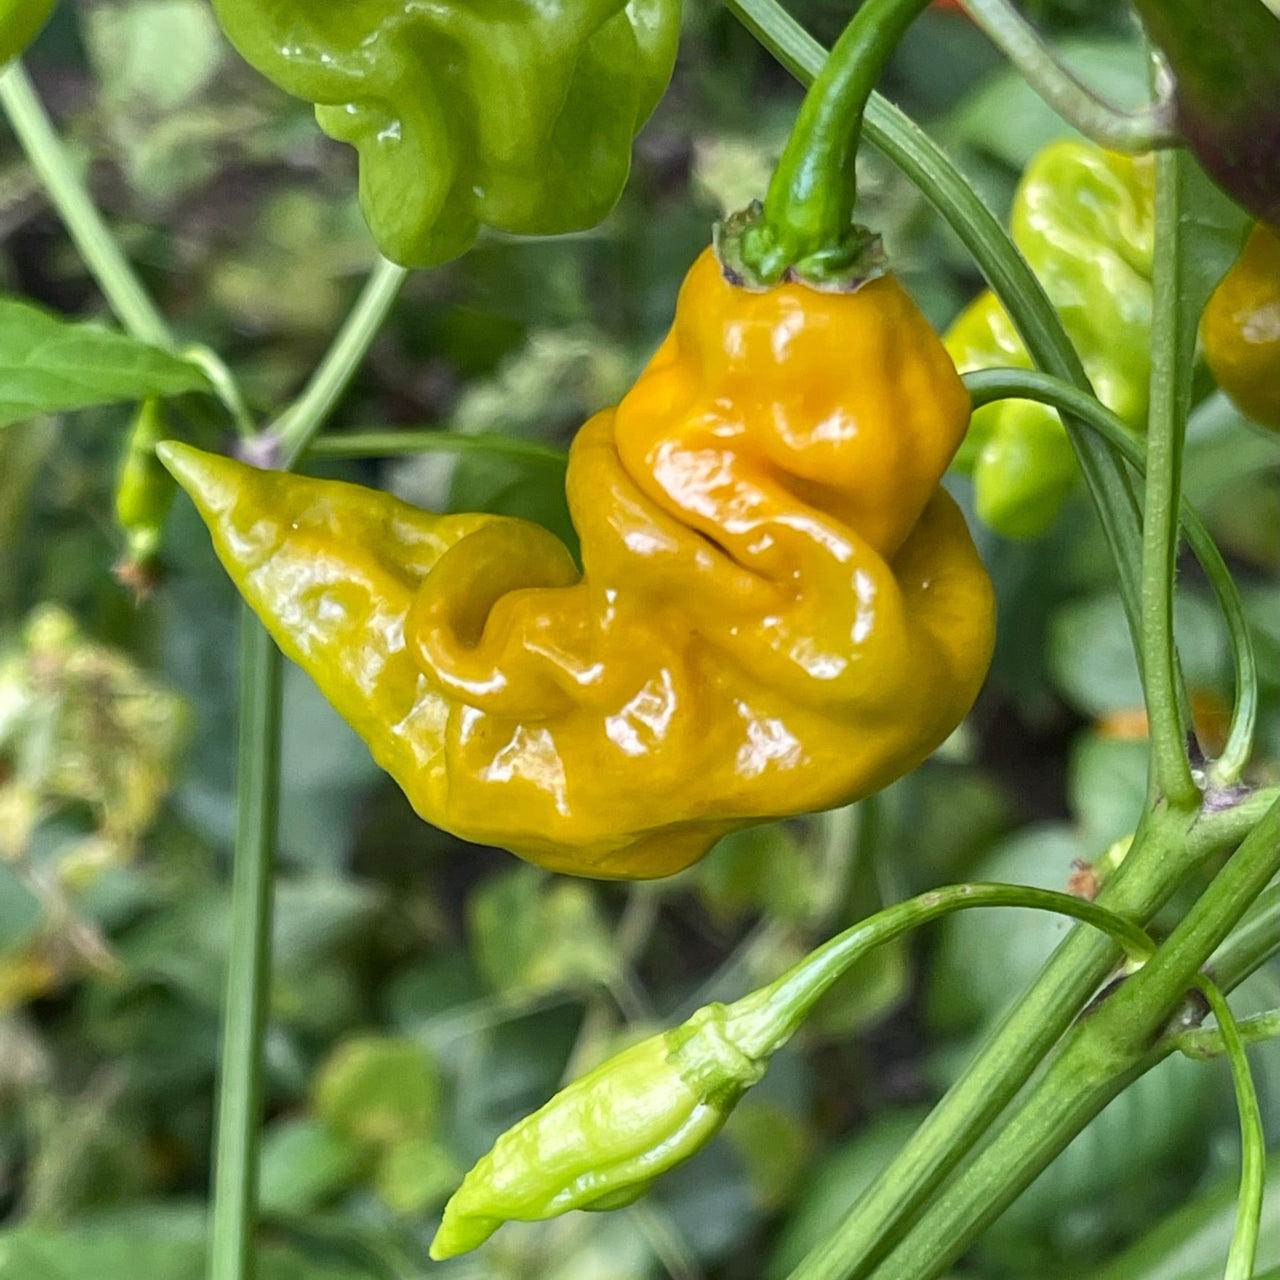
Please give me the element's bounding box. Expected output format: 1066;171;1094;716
113;398;175;593
208;0;682;267
945;141;1155;539
429;1003;766;1259
0;0;56;63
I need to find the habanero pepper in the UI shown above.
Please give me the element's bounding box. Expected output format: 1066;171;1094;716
161;249;995;880
945;140;1155;539
207;0;681;267
1201;222;1280;432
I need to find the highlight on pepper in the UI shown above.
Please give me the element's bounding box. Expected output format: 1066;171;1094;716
161;247;995;880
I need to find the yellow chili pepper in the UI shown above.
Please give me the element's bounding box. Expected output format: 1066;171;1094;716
160;249;995;879
1201;222;1280;432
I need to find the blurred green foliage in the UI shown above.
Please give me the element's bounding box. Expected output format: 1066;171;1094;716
1;0;1277;1277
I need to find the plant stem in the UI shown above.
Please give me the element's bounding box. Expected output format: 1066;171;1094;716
0;63;169;345
1205;880;1280;993
0;63;253;431
306;430;567;467
744;0;931;280
1141;147;1199;807
867;801;1279;1280
963;367;1257;787
728;883;1154;1059
960;0;1178;150
1196;977;1266;1280
208;612;282;1280
272;258;408;468
1172;1009;1280;1060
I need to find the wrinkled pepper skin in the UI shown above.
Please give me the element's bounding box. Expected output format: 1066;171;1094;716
945;141;1155;538
430;1003;765;1258
208;0;681;267
0;0;56;63
162;249;994;879
1202;222;1280;432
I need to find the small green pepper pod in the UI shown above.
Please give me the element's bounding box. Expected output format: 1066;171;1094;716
113;398;175;594
429;1003;766;1259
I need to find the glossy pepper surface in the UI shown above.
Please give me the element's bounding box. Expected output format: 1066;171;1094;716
0;0;56;63
430;1003;766;1258
1201;222;1280;432
161;248;995;879
945;141;1155;538
208;0;681;267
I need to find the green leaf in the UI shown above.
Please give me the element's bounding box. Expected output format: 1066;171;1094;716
259;1117;366;1216
0;299;209;429
313;1035;440;1149
468;867;619;998
0;863;42;953
1048;590;1228;719
1068;734;1149;850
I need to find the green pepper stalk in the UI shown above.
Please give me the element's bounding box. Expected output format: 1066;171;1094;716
429;883;1152;1259
716;0;932;288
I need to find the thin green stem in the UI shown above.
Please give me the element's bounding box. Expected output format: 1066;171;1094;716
1172;1009;1280;1060
744;0;931;280
1142;148;1199;807
273;258;408;468
1206;879;1280;993
305;430;567;468
0;63;254;433
208;611;282;1280
959;0;1178;150
867;801;1280;1280
964;367;1257;787
0;63;169;346
728;883;1154;1059
182;345;258;441
1195;977;1266;1280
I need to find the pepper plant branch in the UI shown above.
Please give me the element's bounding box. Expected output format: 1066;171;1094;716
1171;1008;1280;1060
963;367;1257;784
728;883;1154;1060
866;800;1280;1280
1140;147;1199;808
959;0;1178;150
1196;976;1266;1280
1205;880;1280;993
208;613;282;1280
271;257;409;468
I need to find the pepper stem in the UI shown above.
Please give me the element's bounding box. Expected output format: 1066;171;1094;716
718;0;932;289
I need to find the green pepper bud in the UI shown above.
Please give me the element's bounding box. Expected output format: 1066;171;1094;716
428;1002;767;1260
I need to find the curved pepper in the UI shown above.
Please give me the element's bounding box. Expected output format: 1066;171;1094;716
208;0;681;267
1201;222;1280;432
113;398;175;595
0;0;56;63
161;249;994;879
945;141;1155;538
